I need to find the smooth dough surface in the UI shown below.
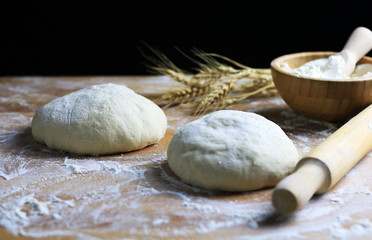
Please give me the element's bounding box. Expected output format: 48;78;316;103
32;83;167;155
167;110;299;191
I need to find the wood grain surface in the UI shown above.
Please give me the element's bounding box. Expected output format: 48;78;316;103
1;76;372;240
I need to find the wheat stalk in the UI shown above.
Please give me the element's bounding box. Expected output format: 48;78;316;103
142;46;276;115
162;85;210;105
195;78;238;115
221;82;276;108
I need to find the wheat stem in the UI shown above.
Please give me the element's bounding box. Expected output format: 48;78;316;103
195;78;238;115
143;46;276;115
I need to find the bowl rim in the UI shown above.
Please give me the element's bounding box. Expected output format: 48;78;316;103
271;51;372;82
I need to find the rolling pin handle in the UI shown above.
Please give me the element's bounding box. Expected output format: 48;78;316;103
272;158;330;213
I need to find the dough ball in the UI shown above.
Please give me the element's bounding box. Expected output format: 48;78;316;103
167;110;299;191
32;83;167;155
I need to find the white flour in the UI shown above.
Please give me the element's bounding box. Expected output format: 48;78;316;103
281;54;372;79
1;107;368;240
2;77;372;239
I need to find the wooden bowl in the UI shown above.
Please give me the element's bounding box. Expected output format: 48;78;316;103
271;52;372;121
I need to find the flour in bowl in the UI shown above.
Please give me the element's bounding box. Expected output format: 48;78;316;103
281;54;372;80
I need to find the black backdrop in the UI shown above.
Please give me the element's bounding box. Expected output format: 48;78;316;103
1;1;372;76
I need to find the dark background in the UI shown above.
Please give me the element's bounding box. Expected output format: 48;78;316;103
1;1;372;76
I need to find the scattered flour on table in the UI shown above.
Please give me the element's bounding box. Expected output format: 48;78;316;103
62;157;141;176
0;193;75;236
1;96;372;239
330;217;372;239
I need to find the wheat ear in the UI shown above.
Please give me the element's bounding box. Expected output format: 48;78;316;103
142;45;276;114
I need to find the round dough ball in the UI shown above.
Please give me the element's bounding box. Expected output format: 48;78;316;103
32;83;167;155
167;110;299;191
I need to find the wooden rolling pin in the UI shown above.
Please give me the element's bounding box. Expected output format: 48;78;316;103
272;104;372;213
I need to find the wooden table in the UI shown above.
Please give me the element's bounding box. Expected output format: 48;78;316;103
1;76;372;240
